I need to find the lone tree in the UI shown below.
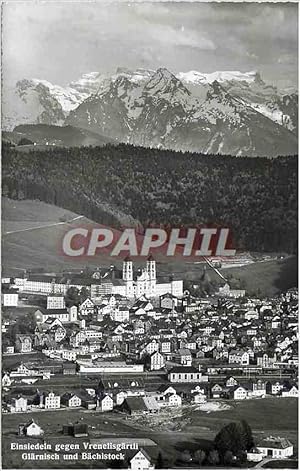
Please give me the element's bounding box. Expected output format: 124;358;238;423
65;286;80;307
214;420;254;461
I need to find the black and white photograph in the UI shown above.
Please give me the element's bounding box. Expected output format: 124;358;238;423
1;0;298;469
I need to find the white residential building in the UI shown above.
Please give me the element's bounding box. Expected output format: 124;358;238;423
2;288;18;307
47;294;65;310
168;367;208;383
21;420;44;437
99;395;114;412
130;449;154;470
257;437;294;459
150;351;165;371
10;396;27;413
231;385;248;400
43;391;60;409
228;350;249;365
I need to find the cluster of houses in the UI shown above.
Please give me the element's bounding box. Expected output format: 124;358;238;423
1;266;298;468
208;377;298;400
4;388;114;414
2;279;298;379
2;365;298;416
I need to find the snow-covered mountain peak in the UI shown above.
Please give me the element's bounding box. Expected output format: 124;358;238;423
146;68;177;88
205;80;239;108
16;78;90;114
177;70;260;85
209;80;228;95
115;67;154;83
156;67;176;80
4;67;298;155
144;68;190;97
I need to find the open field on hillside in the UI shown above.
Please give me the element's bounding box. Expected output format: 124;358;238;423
124;398;298;446
221;257;298;296
2;198;112;273
187;398;298;435
2;198;297;295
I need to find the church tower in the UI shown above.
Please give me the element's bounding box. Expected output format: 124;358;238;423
123;256;134;298
146;254;156;297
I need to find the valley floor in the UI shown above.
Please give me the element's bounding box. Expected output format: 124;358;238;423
1;398;298;469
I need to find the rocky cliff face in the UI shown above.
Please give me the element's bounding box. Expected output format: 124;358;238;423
3;68;298;157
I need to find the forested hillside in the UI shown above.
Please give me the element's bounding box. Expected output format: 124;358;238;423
2;143;297;253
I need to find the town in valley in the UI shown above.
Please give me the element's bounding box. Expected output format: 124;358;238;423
1;255;298;469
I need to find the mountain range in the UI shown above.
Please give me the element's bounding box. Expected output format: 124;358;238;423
3;67;298;156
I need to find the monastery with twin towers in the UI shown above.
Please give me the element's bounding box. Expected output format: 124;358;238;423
119;255;183;299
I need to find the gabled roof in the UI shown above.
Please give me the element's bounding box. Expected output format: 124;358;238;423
178;348;191;355
232;384;249;392
258;437;293;450
124;396;148;412
61;392;81;400
150;350;162;357
24;418;41;429
100;394;113;402
157;384;176;393
131;448;152;463
143;395;160;411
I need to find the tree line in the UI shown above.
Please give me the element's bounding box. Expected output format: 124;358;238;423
2;142;297;253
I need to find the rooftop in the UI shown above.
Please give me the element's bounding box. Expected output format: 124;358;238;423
258;436;293;450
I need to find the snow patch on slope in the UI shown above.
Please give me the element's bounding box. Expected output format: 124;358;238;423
30;78;90;112
250;103;293;131
178;70;258;85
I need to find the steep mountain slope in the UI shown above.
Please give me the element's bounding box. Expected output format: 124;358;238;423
66;69;297;156
175;81;297;156
178;70;298;133
130;68;199;148
3;68;298;156
65;75;144;141
2;69;151;131
2;79;90;130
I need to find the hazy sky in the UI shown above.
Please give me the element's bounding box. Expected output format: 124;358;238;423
2;1;298;90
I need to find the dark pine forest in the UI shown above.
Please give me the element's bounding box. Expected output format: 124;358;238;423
2;142;298;254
